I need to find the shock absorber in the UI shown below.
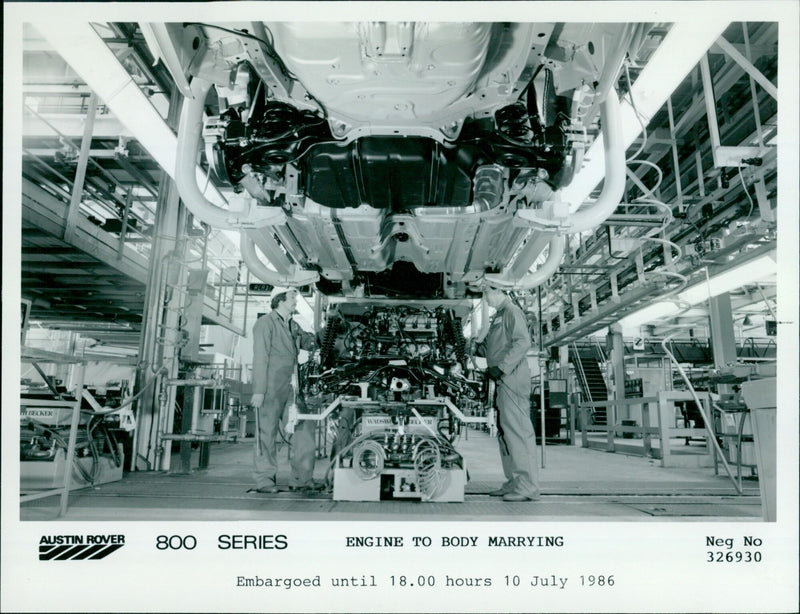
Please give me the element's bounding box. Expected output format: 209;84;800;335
441;310;468;369
320;312;342;369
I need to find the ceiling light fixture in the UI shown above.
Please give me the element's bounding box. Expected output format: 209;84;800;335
617;301;681;330
677;252;777;305
617;251;777;331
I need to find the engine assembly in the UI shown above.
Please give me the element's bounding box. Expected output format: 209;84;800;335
295;299;491;501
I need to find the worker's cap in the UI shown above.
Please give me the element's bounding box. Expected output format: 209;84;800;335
473;278;505;293
269;286;291;300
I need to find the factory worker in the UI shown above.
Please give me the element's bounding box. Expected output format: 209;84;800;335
473;285;540;502
250;287;317;493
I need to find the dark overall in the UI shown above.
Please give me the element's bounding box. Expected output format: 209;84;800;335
484;299;540;499
251;311;316;489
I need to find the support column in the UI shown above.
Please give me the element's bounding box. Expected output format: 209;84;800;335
132;86;188;471
64;93;97;243
558;346;570;379
708;293;738;396
709;293;737;366
607;324;627;423
558;346;574;443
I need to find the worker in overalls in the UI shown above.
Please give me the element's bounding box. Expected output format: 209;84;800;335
473;285;540;502
250;287;317;493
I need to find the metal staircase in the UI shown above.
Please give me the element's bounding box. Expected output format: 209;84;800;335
570;342;609;425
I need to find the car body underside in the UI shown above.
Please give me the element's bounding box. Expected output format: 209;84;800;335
143;21;650;297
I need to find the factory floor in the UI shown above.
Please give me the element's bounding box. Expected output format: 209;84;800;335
21;429;762;521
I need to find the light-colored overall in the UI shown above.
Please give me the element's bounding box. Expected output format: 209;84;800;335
484;299;540;499
251;310;316;489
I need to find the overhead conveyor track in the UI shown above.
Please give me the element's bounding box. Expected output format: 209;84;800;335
538;22;778;346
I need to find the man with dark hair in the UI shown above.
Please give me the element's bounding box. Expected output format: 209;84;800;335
250;287;317;493
473;285;540;502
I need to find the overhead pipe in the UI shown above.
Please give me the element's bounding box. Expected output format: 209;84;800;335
484;235;565;290
558;21;731;208
563;89;626;234
240;231;319;287
514;89;625;237
176;77;284;229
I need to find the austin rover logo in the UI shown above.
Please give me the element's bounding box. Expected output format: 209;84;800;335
38;535;125;560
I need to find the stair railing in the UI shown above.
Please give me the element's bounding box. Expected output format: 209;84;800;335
571;342;592;403
592;336;610;398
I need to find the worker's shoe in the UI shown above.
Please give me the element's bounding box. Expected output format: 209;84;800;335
489;483;514;497
253;485;278;494
502;492;539;502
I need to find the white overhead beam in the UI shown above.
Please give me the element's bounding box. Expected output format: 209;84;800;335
32;20;225;207
559;20;732;210
23;114;133;139
713;36;778;100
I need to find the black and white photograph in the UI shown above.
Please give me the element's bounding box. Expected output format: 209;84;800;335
3;2;798;612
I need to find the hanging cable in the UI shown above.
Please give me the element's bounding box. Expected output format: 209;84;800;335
30;362;63;399
22;420;96;484
737;166;756;220
642;236;683;265
624;60;649;162
413;438;442;500
84;367;168;416
627;159;664;195
353;440;385;480
324;428;395;484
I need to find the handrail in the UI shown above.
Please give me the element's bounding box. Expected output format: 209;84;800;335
578;396;659;408
592;335;607;364
661;335;742;494
571;342;592;404
740;337;777;359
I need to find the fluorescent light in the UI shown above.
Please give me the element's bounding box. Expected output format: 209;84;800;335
678;252;777;305
616;252;776;331
618;301;681;330
560;20;731;209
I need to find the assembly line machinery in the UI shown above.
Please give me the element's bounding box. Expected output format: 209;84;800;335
289;299;492;502
19;18;779;509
